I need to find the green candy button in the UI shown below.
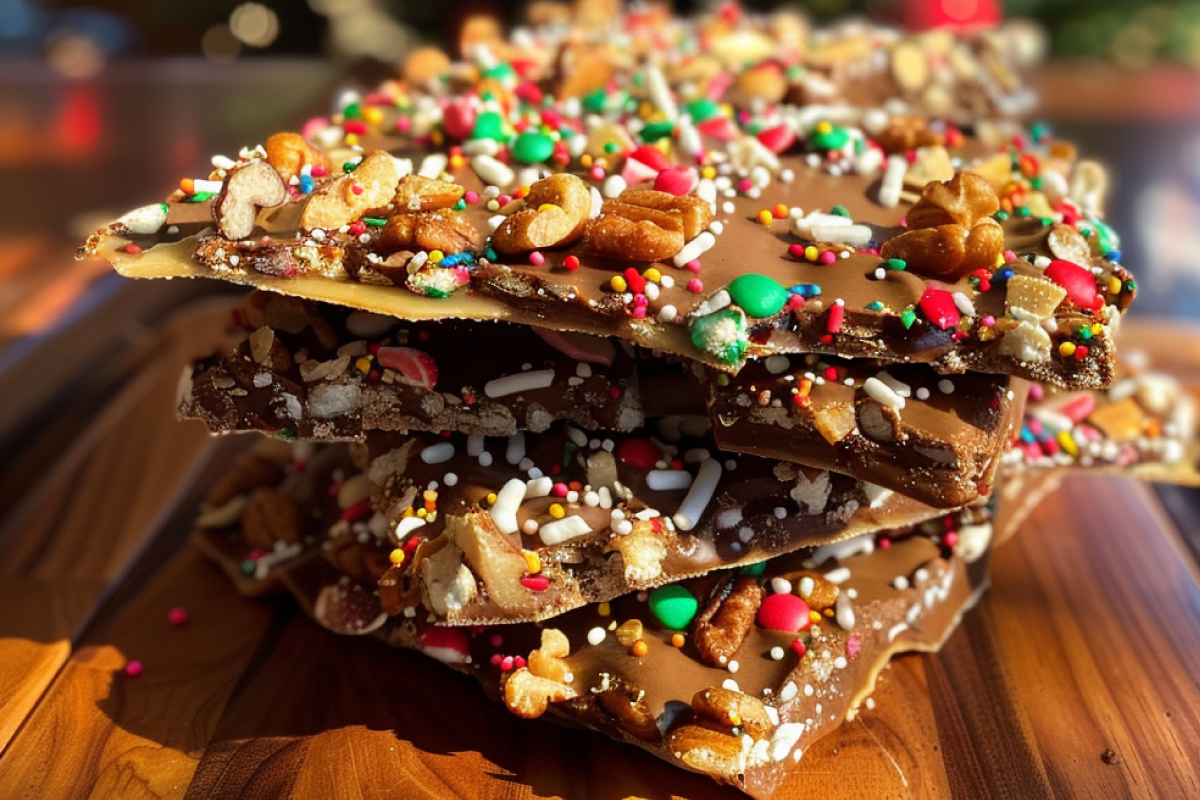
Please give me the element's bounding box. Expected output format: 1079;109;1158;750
685;97;720;123
511;131;555;164
809;124;849;151
648;585;698;630
471;111;508;142
728;273;789;318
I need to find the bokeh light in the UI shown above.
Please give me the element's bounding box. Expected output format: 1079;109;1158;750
230;2;280;48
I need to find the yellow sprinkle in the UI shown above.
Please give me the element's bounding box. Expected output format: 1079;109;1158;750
363;106;384;126
671;633;686;648
1059;341;1077;357
355;356;372;373
598;602;611;617
486;492;498;505
523;550;542;575
537;203;561;213
994;253;1006;268
429;250;444;263
610;275;628;293
448;154;465;170
804;245;819;261
1108;276;1122;294
701;165;716;180
389;548;405;566
815;121;832;134
1091;323;1104;335
580;154;593;168
425;511;437;523
402;507;414;518
548;503;566;519
756;209;773;226
809;610;822;623
1057;430;1079;457
416;508;427;518
344;133;359;146
643;267;661;283
423;490;438;503
823;608;835;617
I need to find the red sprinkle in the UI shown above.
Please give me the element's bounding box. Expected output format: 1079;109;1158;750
168;607;188;627
823;366;839;382
790;639;807;657
563;255;580;271
529;251;545;266
826;301;845;334
520;575;550;592
918;286;961;330
943;531;960;548
788;243;805;259
624;267;647;294
687;278;704;293
617;438;660;471
125;660;144;677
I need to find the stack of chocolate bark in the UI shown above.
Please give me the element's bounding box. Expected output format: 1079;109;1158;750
82;6;1188;797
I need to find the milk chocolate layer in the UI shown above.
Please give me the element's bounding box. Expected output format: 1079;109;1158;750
192;442;992;799
180;290;641;440
358;419;962;625
701;353;1024;507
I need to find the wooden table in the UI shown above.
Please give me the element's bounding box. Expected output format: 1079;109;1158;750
0;60;1199;799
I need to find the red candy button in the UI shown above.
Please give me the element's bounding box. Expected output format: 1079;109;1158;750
757;593;811;632
616;438;660;471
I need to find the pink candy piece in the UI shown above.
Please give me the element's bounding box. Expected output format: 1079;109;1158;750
757;124;797;154
125;660;144;677
376;347;438;389
1052;393;1097;424
628;144;671;171
757;594;811;633
654;165;698;196
168;607;187;627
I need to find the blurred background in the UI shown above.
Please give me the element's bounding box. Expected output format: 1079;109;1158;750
0;0;1198;485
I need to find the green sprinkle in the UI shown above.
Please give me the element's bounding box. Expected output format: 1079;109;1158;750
342;161;359;173
1078;326;1093;340
186;192;214;203
470;111;508;142
809;124;849;151
241;560;256;575
728;273;789;318
994;209;1010;222
1016;206;1031;218
648;585;699;630
831;205;850;218
342;102;362;120
740;562;767;577
900;308;917;329
362;217;387;227
867;301;886;312
603;141;618;154
885;258;907;271
717;373;730;387
452;198;467;211
685;97;720;123
278;427;298;442
641;121;675;141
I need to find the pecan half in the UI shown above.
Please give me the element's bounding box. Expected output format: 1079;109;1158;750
694;576;763;666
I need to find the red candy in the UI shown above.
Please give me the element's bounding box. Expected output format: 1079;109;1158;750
519;575;550;592
757;593;811;633
628;144;671;172
419;627;470;664
376;346;438;389
918;286;961;330
757;123;797;154
616;438;661;471
1045;259;1102;310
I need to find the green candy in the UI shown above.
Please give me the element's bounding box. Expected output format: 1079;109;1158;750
885;258;907;271
582;89;608;114
740;562;767;577
809;124;849;151
1079;220;1120;256
900;308;917;329
648;585;698;630
342;102;362;120
689;308;748;365
511;131;555;164
685;97;720;123
641;121;675;141
470;111;508;142
728;274;788;318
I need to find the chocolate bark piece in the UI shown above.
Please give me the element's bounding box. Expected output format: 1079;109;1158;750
178;291;642;440
359;419;960;625
189;441;355;597
88;145;1134;391
1003;361;1200;484
196;453;992;799
700;354;1024;507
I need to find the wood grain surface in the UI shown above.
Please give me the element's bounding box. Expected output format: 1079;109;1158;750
0;296;1197;799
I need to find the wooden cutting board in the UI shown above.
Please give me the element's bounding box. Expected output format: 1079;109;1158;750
0;299;1197;800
